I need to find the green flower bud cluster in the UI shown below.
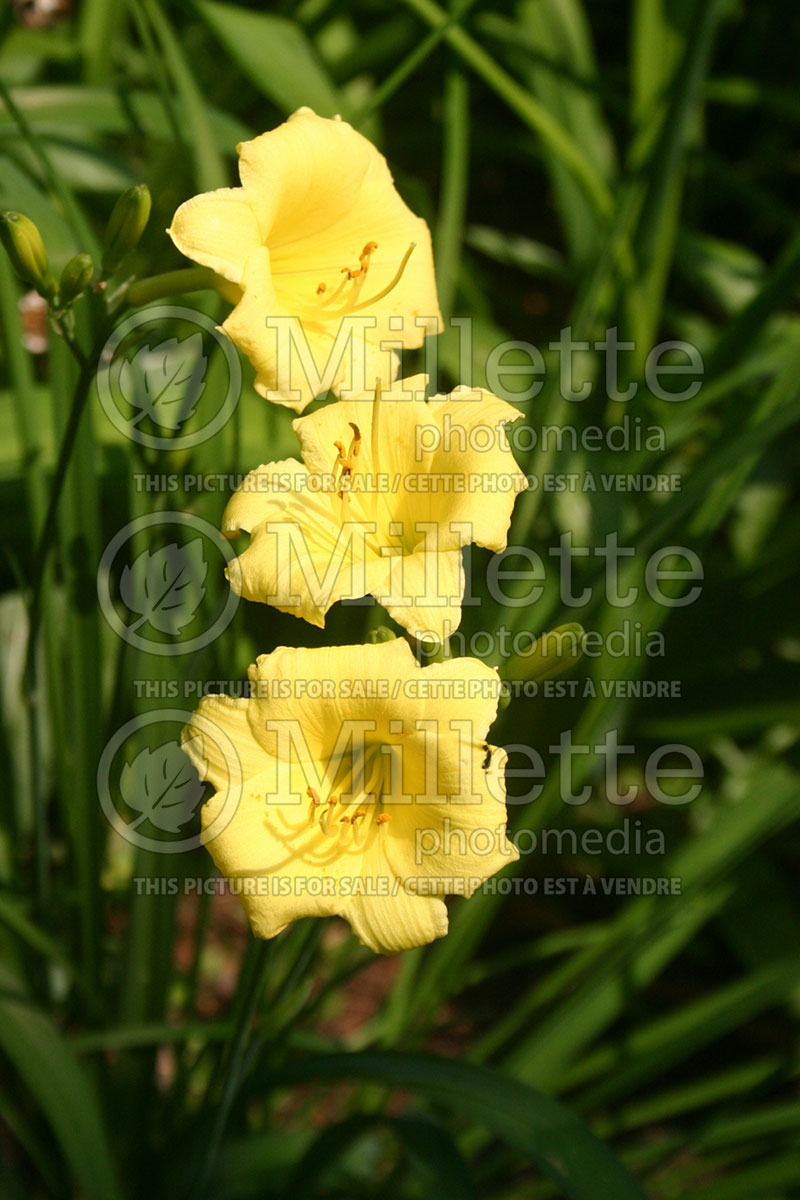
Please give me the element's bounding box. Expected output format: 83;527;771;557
0;183;152;313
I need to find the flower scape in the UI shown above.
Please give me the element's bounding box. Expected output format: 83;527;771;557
176;107;530;954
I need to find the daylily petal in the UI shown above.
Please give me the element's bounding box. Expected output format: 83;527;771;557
224;378;528;638
203;769;448;951
383;747;518;895
222;459;315;536
344;882;448;954
222;247;400;412
291;377;431;483
181;693;266;792
426;387;530;551
167;188;261;285
201;767;352;937
236;108;382;243
237;109;440;341
383;753;520;897
222;457;364;627
376;659;515;889
375;546;465;641
246;639;420;762
227;503;384;628
169;108;440;410
182;643;516;955
421;656;504;744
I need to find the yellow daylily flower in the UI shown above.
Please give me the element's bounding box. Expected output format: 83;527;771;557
221;375;529;640
167;107;442;412
181;639;517;954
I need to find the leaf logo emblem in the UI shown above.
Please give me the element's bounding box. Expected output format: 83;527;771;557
119;539;208;635
119;741;205;834
118;332;207;431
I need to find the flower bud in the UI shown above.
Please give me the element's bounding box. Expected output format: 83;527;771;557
58;253;94;306
101;184;151;277
0;211;55;299
366;625;397;645
504;622;585;685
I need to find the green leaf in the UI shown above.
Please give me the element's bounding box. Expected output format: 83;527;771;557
676;228;764;315
0;85;250;146
508;0;617;263
466;223;569;280
509;764;800;1089
400;0;614;218
0;966;123;1200
277;1052;647;1200
0;153;77;266
196;1;342;118
141;0;227;191
285;1113;477;1200
680;1153;800;1200
626;0;729;353
573;954;800;1107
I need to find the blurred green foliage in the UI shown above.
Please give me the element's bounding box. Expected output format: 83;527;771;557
1;0;800;1197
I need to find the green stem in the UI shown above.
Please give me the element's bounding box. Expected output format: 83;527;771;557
123;266;221;309
141;0;227;191
0;79;97;255
0;258;54;924
20;261;213;671
23;346;97;688
190;939;272;1196
79;0;124;83
435;68;470;321
400;0;613;218
125;0;184;144
51;318;89;370
48;329;104;989
351;0;480;127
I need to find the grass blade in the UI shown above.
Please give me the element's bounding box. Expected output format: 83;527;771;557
278;1051;648;1200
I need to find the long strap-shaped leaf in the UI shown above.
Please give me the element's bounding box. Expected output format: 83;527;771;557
277;1051;648;1200
0;968;123;1200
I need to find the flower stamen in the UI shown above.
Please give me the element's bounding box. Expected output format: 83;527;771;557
303;242;415;323
319;797;338;837
334;424;362;504
317;269;351;310
359;241;378;273
346;242;416;314
307;784;322;823
371;379;382;476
